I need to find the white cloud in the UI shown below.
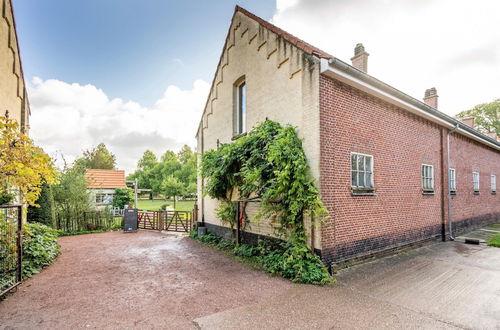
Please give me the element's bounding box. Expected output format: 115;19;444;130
272;0;500;115
29;78;209;174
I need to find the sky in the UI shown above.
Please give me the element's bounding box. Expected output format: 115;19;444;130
13;0;500;174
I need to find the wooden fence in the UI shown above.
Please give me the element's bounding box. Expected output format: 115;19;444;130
137;210;194;232
55;210;115;232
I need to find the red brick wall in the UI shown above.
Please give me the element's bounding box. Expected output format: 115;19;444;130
319;75;493;264
449;134;500;232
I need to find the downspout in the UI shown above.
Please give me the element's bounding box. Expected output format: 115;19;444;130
201;126;205;226
447;124;459;240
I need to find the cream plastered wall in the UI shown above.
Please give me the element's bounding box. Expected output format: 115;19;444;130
196;11;322;248
0;0;29;131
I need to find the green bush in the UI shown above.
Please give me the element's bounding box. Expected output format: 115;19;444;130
22;222;60;277
27;183;55;226
192;231;333;285
487;233;500;247
233;244;259;257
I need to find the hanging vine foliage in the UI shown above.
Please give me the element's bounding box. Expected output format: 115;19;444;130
201;120;326;243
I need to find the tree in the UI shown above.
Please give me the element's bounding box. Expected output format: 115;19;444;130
137;150;157;170
74;143;116;170
0;116;58;206
27;183;55;226
111;188;134;209
162;176;184;208
52;166;91;214
456;99;499;135
177;145;196;165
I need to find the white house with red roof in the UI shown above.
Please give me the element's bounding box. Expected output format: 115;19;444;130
84;169;127;207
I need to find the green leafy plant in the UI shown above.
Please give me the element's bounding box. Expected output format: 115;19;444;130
112;188;134;209
200;120;332;284
21;222;60;277
201;120;325;244
487;233;500;247
192;231;333;285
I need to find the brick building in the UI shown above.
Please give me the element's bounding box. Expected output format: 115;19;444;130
196;6;500;266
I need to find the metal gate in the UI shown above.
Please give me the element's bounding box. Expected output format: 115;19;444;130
137;210;194;232
0;205;22;297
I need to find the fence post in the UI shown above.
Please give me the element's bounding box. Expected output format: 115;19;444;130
16;205;23;283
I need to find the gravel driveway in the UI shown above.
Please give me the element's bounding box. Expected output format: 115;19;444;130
2;230;499;329
0;230;292;329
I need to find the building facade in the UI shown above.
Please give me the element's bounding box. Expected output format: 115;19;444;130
84;170;127;209
0;0;29;132
196;6;500;266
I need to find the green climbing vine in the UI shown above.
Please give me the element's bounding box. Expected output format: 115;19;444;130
201;120;331;284
201;120;326;244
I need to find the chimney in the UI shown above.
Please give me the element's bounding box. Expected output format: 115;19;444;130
423;88;438;109
461;117;474;128
351;43;369;73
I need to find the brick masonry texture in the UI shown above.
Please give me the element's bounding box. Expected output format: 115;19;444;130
319;74;500;264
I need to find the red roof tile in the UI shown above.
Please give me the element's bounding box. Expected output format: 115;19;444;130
85;169;127;189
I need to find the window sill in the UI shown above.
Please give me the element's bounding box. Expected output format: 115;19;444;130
491;191;497;195
231;132;247;141
473;191;480;195
351;188;375;196
422;190;435;195
450;191;457;195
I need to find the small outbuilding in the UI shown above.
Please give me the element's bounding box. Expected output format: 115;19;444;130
85;169;127;208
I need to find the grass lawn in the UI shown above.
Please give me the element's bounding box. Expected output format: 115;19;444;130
136;199;196;211
487;233;500;247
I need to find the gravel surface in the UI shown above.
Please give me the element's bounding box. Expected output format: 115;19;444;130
0;230;292;329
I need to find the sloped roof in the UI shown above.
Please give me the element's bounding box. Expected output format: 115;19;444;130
85;169;127;189
235;6;332;59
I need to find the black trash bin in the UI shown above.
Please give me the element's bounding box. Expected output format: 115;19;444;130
123;208;138;232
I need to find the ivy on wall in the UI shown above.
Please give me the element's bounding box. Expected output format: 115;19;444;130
201;120;326;244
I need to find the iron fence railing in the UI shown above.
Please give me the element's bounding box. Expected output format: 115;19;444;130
0;204;22;297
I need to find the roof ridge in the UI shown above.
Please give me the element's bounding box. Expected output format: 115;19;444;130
235;6;332;59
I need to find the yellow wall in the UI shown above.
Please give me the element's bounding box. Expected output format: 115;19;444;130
196;11;322;247
0;0;29;132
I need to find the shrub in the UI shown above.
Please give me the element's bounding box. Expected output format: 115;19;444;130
112;188;134;209
27;183;56;226
22;222;60;277
192;231;333;285
233;244;259;257
487;233;500;247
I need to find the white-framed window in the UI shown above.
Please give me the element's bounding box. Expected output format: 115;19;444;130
449;168;456;193
472;171;480;192
491;174;497;193
96;193;113;204
236;81;246;135
422;164;434;191
351;152;374;191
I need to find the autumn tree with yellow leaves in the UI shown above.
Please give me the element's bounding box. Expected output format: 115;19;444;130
0;116;58;206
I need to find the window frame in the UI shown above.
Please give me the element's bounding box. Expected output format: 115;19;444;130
449;168;456;194
350;152;375;194
491;174;497;194
236;80;246;135
421;164;435;193
472;171;480;194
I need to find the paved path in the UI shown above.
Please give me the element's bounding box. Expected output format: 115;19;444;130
195;242;500;330
1;231;499;329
